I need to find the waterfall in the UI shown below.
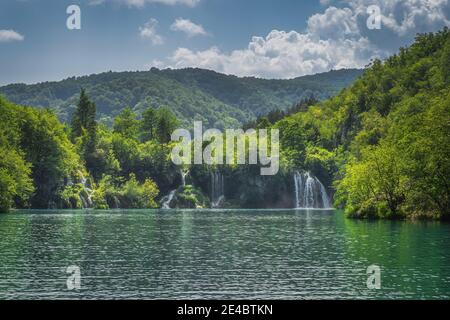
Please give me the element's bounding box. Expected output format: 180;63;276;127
161;190;176;209
180;169;189;187
112;196;120;209
318;181;331;208
293;171;331;209
211;171;225;208
79;173;93;209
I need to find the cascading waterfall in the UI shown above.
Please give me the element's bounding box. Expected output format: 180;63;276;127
293;171;331;209
211;171;225;208
160;169;189;210
161;190;176;209
79;172;93;209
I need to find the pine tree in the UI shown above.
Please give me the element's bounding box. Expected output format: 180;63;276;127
71;89;98;176
71;89;96;139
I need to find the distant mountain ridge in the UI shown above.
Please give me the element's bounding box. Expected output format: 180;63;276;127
0;68;363;128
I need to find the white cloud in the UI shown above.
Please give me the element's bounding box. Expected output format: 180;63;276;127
155;0;450;78
170;18;208;37
168;31;381;79
139;18;164;45
308;7;360;39
320;0;332;6
166;5;384;78
0;29;24;42
346;0;450;36
89;0;200;7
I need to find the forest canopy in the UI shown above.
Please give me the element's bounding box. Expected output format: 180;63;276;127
274;28;450;219
0;68;362;128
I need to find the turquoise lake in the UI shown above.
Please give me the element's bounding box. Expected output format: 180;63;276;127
0;209;449;299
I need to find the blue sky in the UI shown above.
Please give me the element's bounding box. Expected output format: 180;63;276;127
0;0;449;85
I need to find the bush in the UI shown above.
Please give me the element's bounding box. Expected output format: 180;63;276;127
172;185;210;208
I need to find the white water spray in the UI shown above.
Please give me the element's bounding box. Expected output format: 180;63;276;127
294;171;331;209
161;190;176;209
79;172;93;209
211;171;225;208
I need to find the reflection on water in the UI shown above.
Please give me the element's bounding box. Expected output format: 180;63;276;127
0;209;449;299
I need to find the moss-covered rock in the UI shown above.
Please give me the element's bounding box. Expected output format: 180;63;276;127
172;185;210;209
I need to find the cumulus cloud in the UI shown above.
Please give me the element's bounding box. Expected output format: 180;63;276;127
307;7;360;39
170;18;208;37
166;5;383;78
168;31;381;79
156;0;450;78
0;30;24;42
89;0;200;7
139;18;164;45
346;0;450;37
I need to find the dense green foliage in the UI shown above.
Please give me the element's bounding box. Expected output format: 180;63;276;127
0;68;362;128
0;92;172;212
275;28;450;219
0;97;81;211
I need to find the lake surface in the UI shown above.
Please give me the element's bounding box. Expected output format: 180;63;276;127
0;209;449;299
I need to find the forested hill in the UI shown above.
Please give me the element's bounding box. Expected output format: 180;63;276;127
0;68;362;128
274;28;450;219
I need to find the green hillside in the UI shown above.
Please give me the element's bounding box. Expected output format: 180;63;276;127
274;28;450;219
0;68;362;128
